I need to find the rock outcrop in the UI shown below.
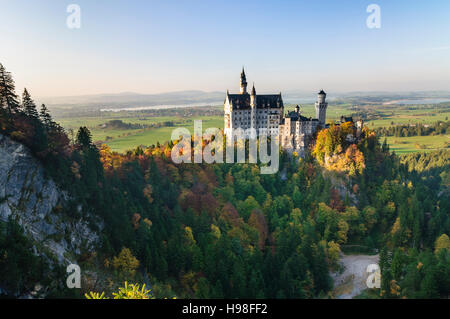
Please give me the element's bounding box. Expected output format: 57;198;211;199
0;134;100;266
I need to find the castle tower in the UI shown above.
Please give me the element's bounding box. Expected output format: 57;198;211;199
250;83;256;136
315;90;328;126
250;83;256;105
240;68;248;94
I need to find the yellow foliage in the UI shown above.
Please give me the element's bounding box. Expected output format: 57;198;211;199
337;220;349;244
391;217;401;235
112;248;140;278
184;226;196;246
112;282;153;299
143;218;153;228
327;241;341;266
434;234;450;254
85;291;108;299
210;224;221;240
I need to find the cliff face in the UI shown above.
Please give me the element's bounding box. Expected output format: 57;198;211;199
0;134;100;266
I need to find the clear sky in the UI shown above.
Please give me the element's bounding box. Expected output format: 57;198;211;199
1;0;449;97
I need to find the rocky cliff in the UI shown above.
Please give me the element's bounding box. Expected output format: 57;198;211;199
0;134;100;268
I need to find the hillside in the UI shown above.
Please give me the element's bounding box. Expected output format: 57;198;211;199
0;64;449;299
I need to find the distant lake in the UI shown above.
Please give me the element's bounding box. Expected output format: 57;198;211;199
101;102;222;112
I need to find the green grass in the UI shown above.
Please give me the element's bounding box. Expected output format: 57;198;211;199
107;117;223;152
364;105;450;129
57;115;223;152
385;135;449;154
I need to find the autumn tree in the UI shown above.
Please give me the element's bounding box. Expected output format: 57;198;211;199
435;234;450;254
112;248;140;279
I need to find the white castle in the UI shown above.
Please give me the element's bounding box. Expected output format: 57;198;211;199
224;68;284;138
224;69;330;155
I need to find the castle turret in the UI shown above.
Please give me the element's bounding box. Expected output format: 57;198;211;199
240;68;248;94
315;90;328;126
250;83;256;135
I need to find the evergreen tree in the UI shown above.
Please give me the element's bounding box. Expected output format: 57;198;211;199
39;104;55;130
0;63;20;114
21;88;39;119
76;126;93;148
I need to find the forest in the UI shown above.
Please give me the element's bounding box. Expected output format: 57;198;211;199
0;63;449;299
374;121;449;138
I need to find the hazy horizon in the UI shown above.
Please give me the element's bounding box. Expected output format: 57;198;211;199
37;88;450;99
1;0;450;97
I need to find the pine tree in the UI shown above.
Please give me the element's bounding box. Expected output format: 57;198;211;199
0;63;20;114
22;88;39;119
76;126;93;147
39;104;55;129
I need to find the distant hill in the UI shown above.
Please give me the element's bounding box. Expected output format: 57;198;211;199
38;90;225;109
38;90;450;115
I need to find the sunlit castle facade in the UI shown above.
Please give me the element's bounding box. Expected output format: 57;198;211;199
279;90;329;155
224;69;284;138
224;69;330;156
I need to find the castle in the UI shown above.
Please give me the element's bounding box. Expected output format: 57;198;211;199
224;69;331;155
224;68;284;138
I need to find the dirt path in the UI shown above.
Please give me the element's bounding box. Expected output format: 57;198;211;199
331;254;379;299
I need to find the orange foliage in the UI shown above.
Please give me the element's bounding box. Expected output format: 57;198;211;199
220;203;244;228
329;188;345;212
132;213;141;230
143;185;154;203
248;210;268;250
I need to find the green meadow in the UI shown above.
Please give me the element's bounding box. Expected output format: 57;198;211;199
106;117;223;152
55;102;449;154
57;114;224;152
385;135;449;154
365;106;450;128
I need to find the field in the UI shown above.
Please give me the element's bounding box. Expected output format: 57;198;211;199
363;105;450;128
56;112;223;152
361;103;450;153
53;102;449;154
385;135;449;154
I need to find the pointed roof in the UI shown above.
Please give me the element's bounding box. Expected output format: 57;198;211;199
251;83;256;95
241;67;246;81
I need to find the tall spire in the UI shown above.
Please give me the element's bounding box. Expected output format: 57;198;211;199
240;67;248;94
251;83;256;96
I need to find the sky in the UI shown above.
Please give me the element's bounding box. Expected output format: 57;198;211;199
0;0;449;97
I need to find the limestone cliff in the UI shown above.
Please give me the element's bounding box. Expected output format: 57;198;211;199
0;134;100;268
